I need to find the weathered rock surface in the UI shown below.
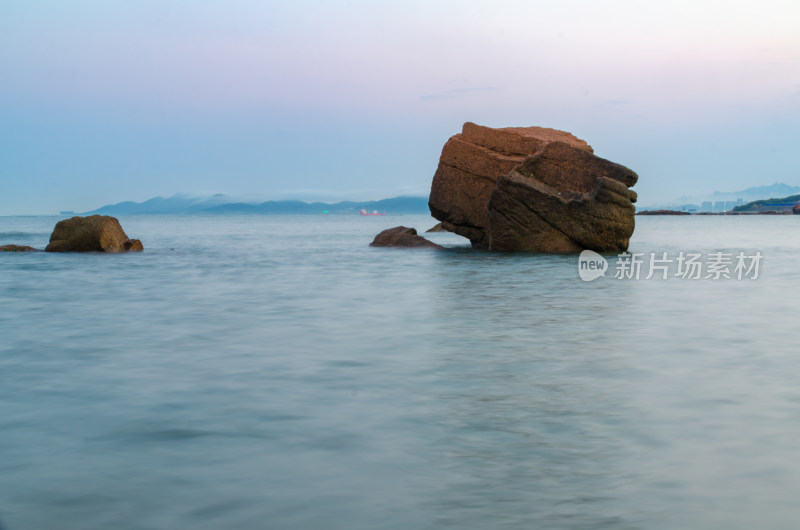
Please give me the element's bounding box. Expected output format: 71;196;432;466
425;223;447;233
370;226;442;249
45;215;143;252
0;244;40;252
429;122;593;249
428;122;638;252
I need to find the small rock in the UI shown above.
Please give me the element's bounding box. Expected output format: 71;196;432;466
370;227;443;248
0;244;40;252
45;215;143;252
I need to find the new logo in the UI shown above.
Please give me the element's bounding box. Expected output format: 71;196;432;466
578;250;608;281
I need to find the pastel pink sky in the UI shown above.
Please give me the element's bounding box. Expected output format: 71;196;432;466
2;0;799;214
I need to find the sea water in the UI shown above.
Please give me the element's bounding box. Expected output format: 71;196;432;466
1;214;799;530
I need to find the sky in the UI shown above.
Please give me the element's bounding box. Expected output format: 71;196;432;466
1;0;799;214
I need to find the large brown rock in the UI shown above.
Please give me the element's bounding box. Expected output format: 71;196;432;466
370;226;442;249
45;215;143;252
429;122;594;249
428;122;638;252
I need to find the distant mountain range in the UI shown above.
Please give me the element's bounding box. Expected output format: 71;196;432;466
674;182;800;203
84;194;431;215
83;182;800;216
640;182;800;212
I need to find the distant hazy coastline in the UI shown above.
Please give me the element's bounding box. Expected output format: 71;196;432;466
82;195;430;216
637;182;800;212
79;183;800;217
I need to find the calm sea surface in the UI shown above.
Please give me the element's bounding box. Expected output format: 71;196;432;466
1;214;799;529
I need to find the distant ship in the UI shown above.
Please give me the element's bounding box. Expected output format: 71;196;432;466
359;209;386;216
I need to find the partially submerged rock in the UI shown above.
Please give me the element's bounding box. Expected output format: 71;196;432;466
793;204;800;215
370;226;442;249
428;122;638;252
45;215;143;253
0;244;40;252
